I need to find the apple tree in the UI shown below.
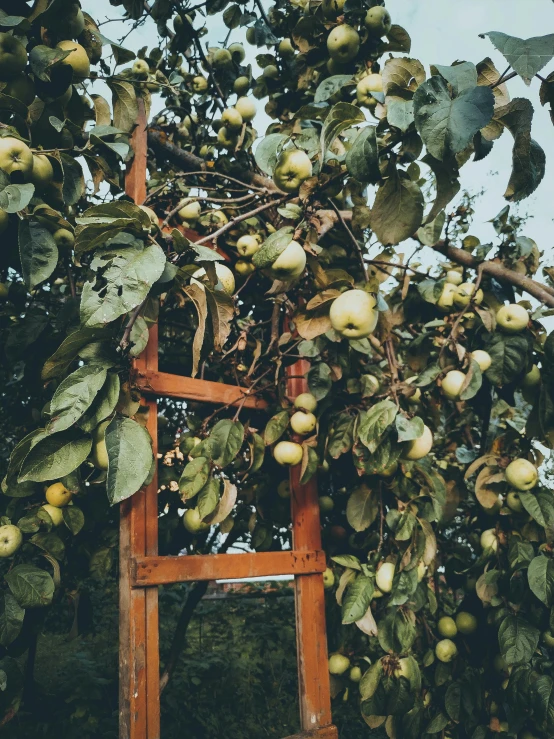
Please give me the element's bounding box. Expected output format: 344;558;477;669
1;0;554;736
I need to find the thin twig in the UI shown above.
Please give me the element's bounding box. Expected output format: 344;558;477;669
327;199;368;282
119;299;146;351
194;197;288;245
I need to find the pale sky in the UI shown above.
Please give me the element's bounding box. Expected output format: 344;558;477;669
92;0;554;266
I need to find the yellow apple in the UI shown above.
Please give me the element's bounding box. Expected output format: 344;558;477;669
236;235;260;257
405;377;422;404
321;0;345;19
290;411;317;435
375;562;395;593
329;289;378;339
53;228;75;250
228;43;245;62
45;482;73;507
356;73;383;106
471;350;491;372
445;269;463;285
235;259;256;276
441;370;466;400
349;666;362;682
41;503;64;527
56;41;91;82
0;137;33;176
30;154;54;190
403;424;433;460
235;96;256;121
274;440;303;466
364;6;392;37
323;567;335;589
132;59;150;79
221;107;243;130
0;33;27;80
438;616;458;638
505;459;538;491
183;508;210;533
178;200;201;222
506;491;523;512
294;393;318;413
191;75;208;93
0;524;23;557
456;611;477;635
480;528;498;552
435;638;458;663
212;48;232;69
278;39;295;58
233;76;250;95
437;282;457;312
192;263;236;295
496;304;529;333
327;25;360;64
328;653;350;675
92;420;110;470
269;240;306;279
273;149;313;192
453;282;483;308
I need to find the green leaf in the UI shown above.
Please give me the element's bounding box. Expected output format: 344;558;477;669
307;362;332;400
531;674;554;728
107;78;138;133
206;419;244;468
5;565;55;608
254;133;288;175
485;333;531;387
42;327;111;381
320;102;365;159
485;32;554;85
382;57;426;132
18;220;58;290
378;609;417;653
263;410;290;446
425;713;449;734
415;363;442;387
315;75;353;103
369;164;424;246
29;43;70;81
249;433;265;473
80;244;166;327
528;555;554;606
0;179;34;213
396;415;424;443
346;484;378;532
331;554;361;570
345;126;380;184
417;210;446;246
460;360;483;401
60;153;85;206
105;417;153;504
431;62;478;95
413;75;494;160
0;592;24;647
359;659;382;701
197;477;221;519
30;532;65;560
342;575;374;624
328;412;355;458
252;226;294;269
79;372;120;433
19;430;92;483
300;445;319;484
421;154;460;225
498;615;540;665
179;457;210;500
48;364;108;434
358;400;397;453
519;489;554;528
63;506;85;535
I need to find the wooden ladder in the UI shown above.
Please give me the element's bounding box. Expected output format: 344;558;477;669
119;102;337;739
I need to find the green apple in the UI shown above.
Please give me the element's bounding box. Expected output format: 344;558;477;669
191;75;208;93
246;27;256;45
493;654;509;674
233;76;250;95
192;263;236;295
327;25;360;64
0;524;23;557
436;281;457;312
364;6;392;37
356;73;383;106
361;374;380;395
30;153;54;190
349;666;362;682
290;411;317;435
323;567;335;589
456;611;477;635
0;282;9;299
328;653;350;675
480;528;498;552
132;59;150;79
217;126;237;147
319;495;334;512
0;137;33;176
3;74;35;105
394;657;412;680
221;107;243;130
139;204;159;232
441;369;466;400
471;350;491;372
92;419;110;470
116;382;141;417
228;43;245;62
269;240;306;279
178;200;201;223
274;440;303;466
445;269;463;285
236;235;260;257
522;364;541;388
438;616;457;638
0;33;27;80
505;458;538;491
506;491;523;513
278;38;295;58
42;503;64;527
417;561;427;581
277;479;291;498
321;0;345;19
0;208;8;234
435;638;457;663
262;64;279;79
453;282;483;308
273;149;313;192
57;3;85;37
329;289;378;339
235;259;256;276
212;48;233;69
375;562;395;593
403;424;433;460
520;732;538;739
496;304;529;333
235;96;256;121
45;481;73;507
183;508;210;533
53;228;75;250
542;631;554;648
56;41;91;81
405;377;422;404
294;393;318;413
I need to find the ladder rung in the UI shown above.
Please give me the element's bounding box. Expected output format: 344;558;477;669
134;368;268;408
132;550;327;586
283;726;339;739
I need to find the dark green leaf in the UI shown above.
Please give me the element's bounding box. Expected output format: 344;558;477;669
345;126;380;184
105;417;153;504
0;592;24;647
369;164;424;245
264;411;290;446
308;363;332;400
48;364;108;434
320;102;365;158
346;484;378;532
498;615;539;665
519;489;554;528
5;565;55;608
342;575;374;624
18;221;58;290
485;333;531;386
528;555;554;606
358;400;397;453
485;32;554;85
396;415;424;442
179;457;210;500
19;430;92;483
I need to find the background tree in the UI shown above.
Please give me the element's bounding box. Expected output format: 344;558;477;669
1;0;554;737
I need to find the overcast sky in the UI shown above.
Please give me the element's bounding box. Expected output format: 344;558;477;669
93;0;554;263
